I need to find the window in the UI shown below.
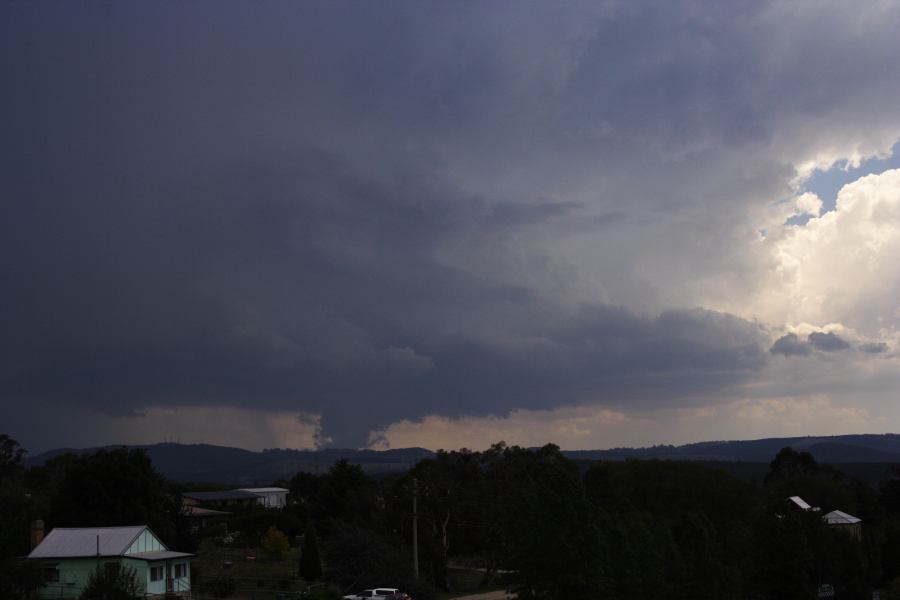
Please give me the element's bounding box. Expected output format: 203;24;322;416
42;564;59;583
174;563;187;578
150;566;164;582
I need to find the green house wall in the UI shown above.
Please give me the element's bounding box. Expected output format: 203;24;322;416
38;557;191;598
125;529;165;555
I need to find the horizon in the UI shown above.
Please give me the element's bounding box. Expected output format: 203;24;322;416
19;431;900;458
4;2;900;453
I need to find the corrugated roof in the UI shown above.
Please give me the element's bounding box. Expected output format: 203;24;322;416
183;490;261;501
184;506;230;517
238;487;288;494
823;510;862;525
28;526;146;559
128;551;194;561
788;496;811;510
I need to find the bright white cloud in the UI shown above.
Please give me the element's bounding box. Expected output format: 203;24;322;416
745;169;900;335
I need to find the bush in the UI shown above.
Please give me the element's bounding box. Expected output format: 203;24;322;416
262;526;290;560
79;564;142;600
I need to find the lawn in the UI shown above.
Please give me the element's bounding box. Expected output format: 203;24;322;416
192;539;315;599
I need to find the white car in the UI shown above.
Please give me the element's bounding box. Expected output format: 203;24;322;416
343;588;399;600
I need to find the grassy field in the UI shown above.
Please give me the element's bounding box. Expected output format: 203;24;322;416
191;540;315;599
191;540;507;600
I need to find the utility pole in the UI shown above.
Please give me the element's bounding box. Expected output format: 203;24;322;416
412;477;419;579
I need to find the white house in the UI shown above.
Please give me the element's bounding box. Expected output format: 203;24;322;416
239;487;289;508
28;525;193;598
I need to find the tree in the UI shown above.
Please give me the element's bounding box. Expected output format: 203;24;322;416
323;524;408;590
299;522;323;581
45;449;181;545
408;449;484;590
315;460;382;531
79;563;141;600
489;444;605;600
765;447;820;484
0;436;39;560
0;434;26;482
261;526;290;560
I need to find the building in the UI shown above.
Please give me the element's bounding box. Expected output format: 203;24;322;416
823;509;863;539
182;489;263;508
239;487;289;508
182;506;230;533
28;525;193;598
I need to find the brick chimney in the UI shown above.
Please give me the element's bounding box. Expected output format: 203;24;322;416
30;520;44;550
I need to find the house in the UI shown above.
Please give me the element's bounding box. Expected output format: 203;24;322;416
28;525;193;598
239;487;289;508
823;509;862;539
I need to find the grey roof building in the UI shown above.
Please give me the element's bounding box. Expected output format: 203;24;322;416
28;526;193;598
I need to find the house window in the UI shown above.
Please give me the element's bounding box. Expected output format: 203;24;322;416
42;564;59;582
150;566;164;582
175;563;187;578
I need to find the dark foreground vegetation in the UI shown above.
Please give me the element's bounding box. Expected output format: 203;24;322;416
5;432;900;599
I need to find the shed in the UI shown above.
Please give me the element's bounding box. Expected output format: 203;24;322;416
823;510;862;539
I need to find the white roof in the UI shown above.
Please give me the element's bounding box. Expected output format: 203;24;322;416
129;550;194;561
788;496;811;510
238;487;288;494
29;526;148;559
823;510;862;525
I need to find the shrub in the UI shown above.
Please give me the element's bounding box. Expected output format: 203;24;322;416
261;526;290;560
79;563;142;600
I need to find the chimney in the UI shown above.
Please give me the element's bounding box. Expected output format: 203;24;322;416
30;520;44;550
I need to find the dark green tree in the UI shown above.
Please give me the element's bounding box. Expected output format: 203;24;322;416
46;448;181;545
0;434;26;482
490;444;605;600
299;522;323;581
322;524;408;590
315;460;382;532
765;447;820;484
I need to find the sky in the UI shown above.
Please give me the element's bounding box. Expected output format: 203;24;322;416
3;1;900;454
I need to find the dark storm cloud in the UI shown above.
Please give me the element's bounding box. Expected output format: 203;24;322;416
770;334;811;357
807;331;851;352
0;129;771;444
770;331;856;357
860;342;889;354
4;1;900;447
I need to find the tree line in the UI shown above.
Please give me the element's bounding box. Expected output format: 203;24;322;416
5;433;900;599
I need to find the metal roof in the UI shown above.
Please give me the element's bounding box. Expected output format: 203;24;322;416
788;496;811;510
128;551;194;561
238;487;288;494
183;506;230;517
28;526;147;559
183;490;262;501
823;510;862;525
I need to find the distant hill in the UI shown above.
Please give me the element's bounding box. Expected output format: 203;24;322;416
24;433;900;485
24;443;434;485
